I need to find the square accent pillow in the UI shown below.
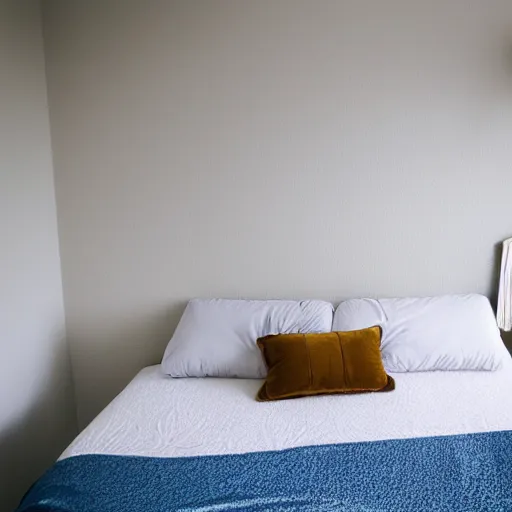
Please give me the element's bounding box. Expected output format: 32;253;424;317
256;326;394;401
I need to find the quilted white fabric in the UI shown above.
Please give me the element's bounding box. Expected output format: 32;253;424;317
161;299;333;378
333;294;509;372
62;361;512;461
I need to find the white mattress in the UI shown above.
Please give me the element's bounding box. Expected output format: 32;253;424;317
61;361;512;460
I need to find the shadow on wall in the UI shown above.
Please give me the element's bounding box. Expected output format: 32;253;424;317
502;331;512;352
489;240;512;352
0;343;77;512
489;242;504;309
71;300;188;430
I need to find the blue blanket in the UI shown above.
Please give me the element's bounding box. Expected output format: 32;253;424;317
17;430;512;512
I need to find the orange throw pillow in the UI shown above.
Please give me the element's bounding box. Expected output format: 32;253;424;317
256;326;394;401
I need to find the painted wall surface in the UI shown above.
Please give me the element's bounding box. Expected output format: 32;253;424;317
0;1;77;510
43;0;512;428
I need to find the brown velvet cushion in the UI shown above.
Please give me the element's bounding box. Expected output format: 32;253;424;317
256;326;395;401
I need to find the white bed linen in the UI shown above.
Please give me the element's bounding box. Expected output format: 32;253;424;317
61;361;512;460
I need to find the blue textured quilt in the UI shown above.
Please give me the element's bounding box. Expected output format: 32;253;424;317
17;430;512;512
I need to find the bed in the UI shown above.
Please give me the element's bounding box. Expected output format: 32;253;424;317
17;359;512;511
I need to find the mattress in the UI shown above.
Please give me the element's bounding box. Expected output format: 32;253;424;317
62;359;512;460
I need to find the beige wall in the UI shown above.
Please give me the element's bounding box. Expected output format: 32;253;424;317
43;0;512;428
0;1;77;510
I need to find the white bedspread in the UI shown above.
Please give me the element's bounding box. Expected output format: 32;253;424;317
61;361;512;460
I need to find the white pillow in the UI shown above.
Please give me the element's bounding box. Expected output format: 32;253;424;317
162;298;333;378
332;294;509;372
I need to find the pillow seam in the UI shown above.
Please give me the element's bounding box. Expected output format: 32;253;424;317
304;333;313;391
336;331;348;389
